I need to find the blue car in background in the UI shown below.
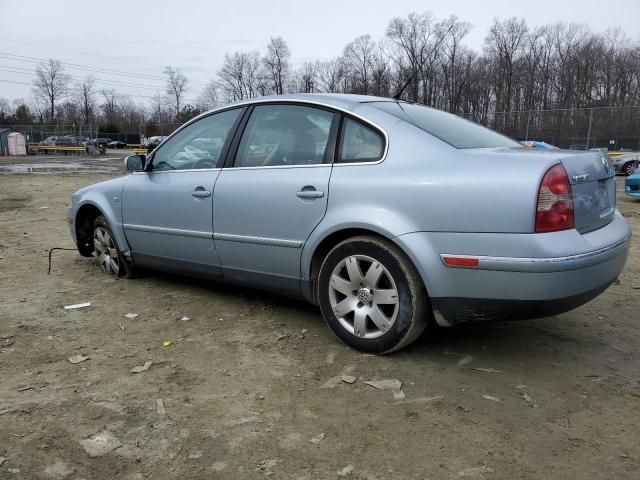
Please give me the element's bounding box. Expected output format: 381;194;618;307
625;165;640;197
520;140;559;149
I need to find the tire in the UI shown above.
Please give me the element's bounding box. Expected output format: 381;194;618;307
318;236;430;354
623;162;638;176
93;215;134;278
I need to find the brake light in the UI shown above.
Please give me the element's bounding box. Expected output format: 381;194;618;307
535;164;574;233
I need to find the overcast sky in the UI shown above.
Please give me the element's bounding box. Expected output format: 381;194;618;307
1;0;639;105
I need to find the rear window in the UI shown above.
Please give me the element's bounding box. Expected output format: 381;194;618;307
370;102;519;149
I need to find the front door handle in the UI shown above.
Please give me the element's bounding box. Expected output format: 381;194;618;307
296;187;324;199
192;187;211;198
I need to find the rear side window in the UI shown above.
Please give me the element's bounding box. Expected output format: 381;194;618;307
370;102;519;149
338;118;384;163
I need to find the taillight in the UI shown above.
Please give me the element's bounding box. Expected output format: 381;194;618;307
535;164;574;233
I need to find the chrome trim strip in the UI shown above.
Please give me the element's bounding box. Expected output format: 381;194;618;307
132;168;221;175
441;233;631;273
124;224;212;239
213;233;302;248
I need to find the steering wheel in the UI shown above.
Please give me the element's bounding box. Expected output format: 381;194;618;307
193;159;216;169
154;160;176;171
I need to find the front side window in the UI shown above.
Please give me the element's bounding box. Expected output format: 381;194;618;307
370;102;519;149
152;108;242;171
234;104;338;167
338;118;385;163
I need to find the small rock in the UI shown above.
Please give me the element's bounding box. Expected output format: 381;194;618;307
130;361;153;373
188;451;203;460
337;465;354;477
8;468;20;474
341;375;356;384
125;313;139;319
310;433;325;444
276;332;289;341
301;329;308;334
79;430;121;457
68;354;89;364
179;316;190;322
619;453;629;458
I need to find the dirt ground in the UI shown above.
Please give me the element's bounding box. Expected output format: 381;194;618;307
1;155;639;480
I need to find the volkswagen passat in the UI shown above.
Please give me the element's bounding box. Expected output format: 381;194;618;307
68;94;631;353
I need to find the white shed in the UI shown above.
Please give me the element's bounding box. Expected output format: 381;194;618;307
7;131;26;155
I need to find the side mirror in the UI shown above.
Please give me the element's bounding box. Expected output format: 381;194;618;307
124;154;146;172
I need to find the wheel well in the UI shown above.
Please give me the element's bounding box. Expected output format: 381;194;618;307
308;228;392;303
75;204;102;257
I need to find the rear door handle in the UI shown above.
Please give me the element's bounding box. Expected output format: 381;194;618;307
296;187;324;199
192;187;211;198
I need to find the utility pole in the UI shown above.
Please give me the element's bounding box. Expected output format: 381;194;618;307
586;109;593;148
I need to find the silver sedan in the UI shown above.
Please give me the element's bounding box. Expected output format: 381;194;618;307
68;94;631;353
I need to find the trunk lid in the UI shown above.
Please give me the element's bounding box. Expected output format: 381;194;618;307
558;150;616;233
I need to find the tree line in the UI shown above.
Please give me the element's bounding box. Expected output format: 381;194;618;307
1;12;638;138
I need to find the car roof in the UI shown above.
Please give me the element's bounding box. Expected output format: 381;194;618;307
209;93;397;113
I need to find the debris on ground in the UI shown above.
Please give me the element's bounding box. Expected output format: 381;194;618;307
125;313;139;319
8;468;20;474
64;302;91;310
364;379;405;400
0;456;7;467
393;395;445;405
337;465;354;477
162;340;173;347
256;458;279;474
301;328;309;334
341;375;357;384
188;451;203;459
235;415;258;425
17;384;47;392
130;361;153;373
156;398;166;415
320;376;342;389
67;354;89;364
482;394;501;402
310;433;325;444
79;430;121;457
458;355;473;366
471;368;504;374
179;316;190;322
276;331;289;341
118;322;125;331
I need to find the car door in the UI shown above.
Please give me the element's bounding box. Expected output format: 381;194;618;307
122;107;243;276
213;103;339;294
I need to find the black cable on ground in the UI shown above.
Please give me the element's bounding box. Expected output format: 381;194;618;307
47;247;78;274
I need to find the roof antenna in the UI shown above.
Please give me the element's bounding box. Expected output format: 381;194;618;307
393;73;415;100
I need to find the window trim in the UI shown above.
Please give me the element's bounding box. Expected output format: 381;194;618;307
144;105;247;173
336;115;386;164
214;99;388;170
224;101;342;170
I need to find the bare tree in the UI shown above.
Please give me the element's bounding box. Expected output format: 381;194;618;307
99;88;120;122
263;37;291;94
75;76;97;125
164;66;189;119
217;51;263;101
32;59;71;121
0;97;10;122
343;34;376;95
197;80;219;110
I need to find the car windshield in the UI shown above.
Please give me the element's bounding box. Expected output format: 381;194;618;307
369;101;519;149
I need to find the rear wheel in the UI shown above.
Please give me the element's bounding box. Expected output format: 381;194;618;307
93;215;134;278
318;236;430;354
623;161;638;176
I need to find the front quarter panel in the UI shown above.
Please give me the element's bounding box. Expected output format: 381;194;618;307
70;176;129;251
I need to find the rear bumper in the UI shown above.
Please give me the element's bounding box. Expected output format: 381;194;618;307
394;210;631;325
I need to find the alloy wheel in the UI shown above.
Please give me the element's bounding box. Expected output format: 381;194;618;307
328;254;399;339
93;226;120;276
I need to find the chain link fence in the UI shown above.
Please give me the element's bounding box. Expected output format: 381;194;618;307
460;106;640;150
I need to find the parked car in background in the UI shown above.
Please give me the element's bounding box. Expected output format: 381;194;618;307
85;138;113;148
520;140;558;149
610;151;640;176
624;164;640;197
569;144;588;151
67;94;631;354
107;140;128;149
